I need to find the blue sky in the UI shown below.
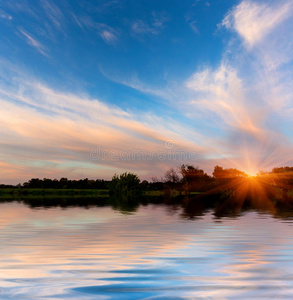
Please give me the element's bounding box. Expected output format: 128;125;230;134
1;0;293;183
1;0;226;104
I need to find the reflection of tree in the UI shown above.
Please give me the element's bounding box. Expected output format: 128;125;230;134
109;195;140;214
1;183;293;220
181;197;207;220
14;197;108;209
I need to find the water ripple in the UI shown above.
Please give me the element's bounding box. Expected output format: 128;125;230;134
1;202;293;299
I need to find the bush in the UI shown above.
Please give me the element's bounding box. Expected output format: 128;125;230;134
109;172;141;197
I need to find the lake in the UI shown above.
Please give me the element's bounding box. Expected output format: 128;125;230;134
1;200;293;299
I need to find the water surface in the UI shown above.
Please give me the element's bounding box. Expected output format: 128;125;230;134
1;201;293;299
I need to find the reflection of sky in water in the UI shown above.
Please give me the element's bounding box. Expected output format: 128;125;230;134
1;203;293;299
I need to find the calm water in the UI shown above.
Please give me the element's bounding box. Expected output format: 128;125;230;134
1;201;293;299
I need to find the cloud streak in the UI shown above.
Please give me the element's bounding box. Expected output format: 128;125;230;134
0;63;205;183
131;12;169;38
40;0;63;29
18;29;48;56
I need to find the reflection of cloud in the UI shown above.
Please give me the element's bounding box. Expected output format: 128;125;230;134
1;205;293;298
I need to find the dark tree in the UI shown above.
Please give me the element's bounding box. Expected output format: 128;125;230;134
164;168;180;184
180;165;211;192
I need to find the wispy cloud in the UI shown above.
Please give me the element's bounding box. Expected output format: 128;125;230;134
19;29;48;57
71;15;118;45
1;0;37;18
0;9;12;20
132;20;156;35
131;12;169;38
1;0;293;182
185;13;200;35
185;62;293;173
186;64;261;133
0;63;205;183
189;21;200;35
183;0;293;174
98;25;118;44
221;0;293;48
1;0;66;46
99;30;116;43
98;66;174;100
40;0;63;29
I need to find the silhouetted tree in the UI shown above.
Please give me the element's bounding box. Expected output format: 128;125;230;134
27;178;43;188
180;165;211;193
269;166;293;188
213;165;246;179
59;177;68;188
140;180;149;190
21;177;110;189
164;168;180;184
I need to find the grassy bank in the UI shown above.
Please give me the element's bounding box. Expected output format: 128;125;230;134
0;188;204;199
144;190;203;196
0;188;109;198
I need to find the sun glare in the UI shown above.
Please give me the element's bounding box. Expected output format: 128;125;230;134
247;173;256;178
245;168;258;177
247;174;257;182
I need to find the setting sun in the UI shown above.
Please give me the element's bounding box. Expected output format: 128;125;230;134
247;174;256;179
247;173;257;178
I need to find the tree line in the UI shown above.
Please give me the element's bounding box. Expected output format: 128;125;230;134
0;178;109;190
1;165;293;193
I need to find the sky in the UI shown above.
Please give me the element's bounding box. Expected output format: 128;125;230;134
0;0;293;184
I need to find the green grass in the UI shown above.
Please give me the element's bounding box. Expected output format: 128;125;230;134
143;190;164;196
0;188;203;199
143;190;203;196
0;188;109;198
